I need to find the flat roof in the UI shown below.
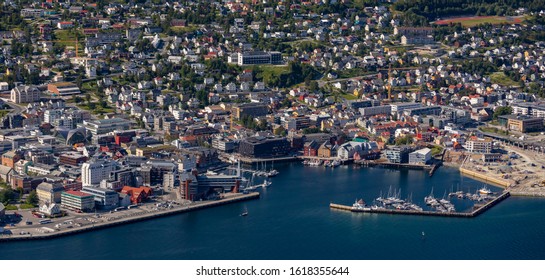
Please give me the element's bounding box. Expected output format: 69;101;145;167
63;190;93;198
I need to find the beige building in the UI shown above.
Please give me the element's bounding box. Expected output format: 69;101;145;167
10;85;40;103
36;182;64;204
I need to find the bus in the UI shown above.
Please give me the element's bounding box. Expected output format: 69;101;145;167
39;219;52;224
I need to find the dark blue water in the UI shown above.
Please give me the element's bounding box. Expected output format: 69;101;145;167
2;164;545;260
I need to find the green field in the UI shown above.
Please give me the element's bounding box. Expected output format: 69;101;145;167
250;65;290;84
53;30;84;56
434;16;525;28
171;25;199;34
490;72;519;87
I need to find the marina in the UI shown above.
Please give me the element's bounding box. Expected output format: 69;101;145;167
331;191;511;218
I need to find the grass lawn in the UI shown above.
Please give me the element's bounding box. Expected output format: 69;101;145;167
338;69;376;79
341;93;358;100
54;29;84;56
19;204;36;209
77;103;116;115
171;25;199;33
250;65;290;84
4;204;18;210
479;126;509;135
490;72;519;87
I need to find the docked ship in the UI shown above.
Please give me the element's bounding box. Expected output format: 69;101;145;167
479;187;492;195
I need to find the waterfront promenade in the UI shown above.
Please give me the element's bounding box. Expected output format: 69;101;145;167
0;192;259;242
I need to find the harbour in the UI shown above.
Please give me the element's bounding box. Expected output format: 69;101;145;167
0;192;259;242
2;164;545;260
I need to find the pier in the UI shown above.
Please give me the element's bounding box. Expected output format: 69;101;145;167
330;191;510;218
356;160;433;171
0;192;260;242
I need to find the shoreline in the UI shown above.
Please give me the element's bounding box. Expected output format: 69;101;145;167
0;192;259;242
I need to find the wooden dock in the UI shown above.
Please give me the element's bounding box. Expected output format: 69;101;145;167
330;191;510;218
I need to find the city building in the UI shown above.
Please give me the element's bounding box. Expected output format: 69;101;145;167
81;160;118;186
47;82;81;97
120;186;153;204
238;136;290;158
359;105;392;117
79;118;132;136
61;190;95;212
464;138;493;154
81;186;119;209
390;103;422;114
236;51;282;65
2;151;22;168
384;146;414;163
36;182;64;204
59;152;87;166
212;137;237;153
499;115;544;133
10;85;41;103
283;115;311;131
232;103;268;120
408;148;431;165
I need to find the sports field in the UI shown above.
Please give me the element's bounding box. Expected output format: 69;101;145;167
433;16;524;27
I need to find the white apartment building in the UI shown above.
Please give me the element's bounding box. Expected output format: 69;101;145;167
81;160;118;186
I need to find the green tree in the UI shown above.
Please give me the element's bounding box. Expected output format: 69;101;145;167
493;106;513;119
26;190;39;206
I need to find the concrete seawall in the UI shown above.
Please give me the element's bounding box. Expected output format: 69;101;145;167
0;192;260;242
459;167;512;188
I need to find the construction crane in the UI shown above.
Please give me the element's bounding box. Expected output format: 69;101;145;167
378;65;421;101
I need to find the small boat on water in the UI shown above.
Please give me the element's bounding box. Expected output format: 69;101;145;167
240;206;248;217
266;170;279;177
352;199;366;209
479;187;492;195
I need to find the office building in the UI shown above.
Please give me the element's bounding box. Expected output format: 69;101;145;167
238;136;290;158
81;160;118;186
237;51;282;65
81;186;119;209
79;118;132;136
61;190;95;212
408;148;432;165
232;103;268;120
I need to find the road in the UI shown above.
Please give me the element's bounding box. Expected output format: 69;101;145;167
318;73;378;87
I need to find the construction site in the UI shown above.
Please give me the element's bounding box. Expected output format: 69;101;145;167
444;146;545;197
